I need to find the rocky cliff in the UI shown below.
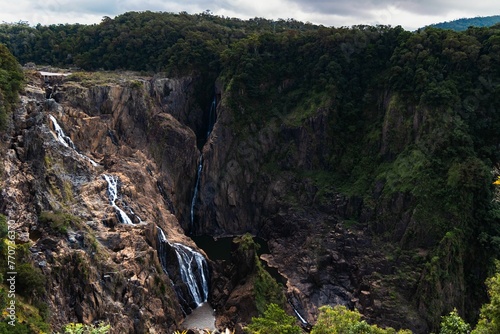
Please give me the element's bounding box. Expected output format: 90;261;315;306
0;71;214;332
1;65;493;334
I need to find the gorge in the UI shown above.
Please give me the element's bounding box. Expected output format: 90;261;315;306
0;13;500;334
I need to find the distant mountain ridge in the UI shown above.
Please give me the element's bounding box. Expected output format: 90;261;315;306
427;15;500;31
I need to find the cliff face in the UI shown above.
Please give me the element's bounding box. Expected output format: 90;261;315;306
1;73;209;332
1;68;489;334
194;86;484;332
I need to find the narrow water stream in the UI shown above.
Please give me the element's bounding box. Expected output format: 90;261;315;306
189;94;217;233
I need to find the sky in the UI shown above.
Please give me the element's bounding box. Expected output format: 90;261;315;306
0;0;498;31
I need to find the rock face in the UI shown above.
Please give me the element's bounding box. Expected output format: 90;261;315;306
0;73;209;333
1;71;475;334
191;87;468;333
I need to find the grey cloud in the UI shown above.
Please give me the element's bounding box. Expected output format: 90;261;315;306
32;0;120;15
288;0;458;18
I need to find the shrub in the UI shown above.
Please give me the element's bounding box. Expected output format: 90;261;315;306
61;322;110;334
16;263;46;298
439;309;470;334
38;211;81;234
245;303;302;334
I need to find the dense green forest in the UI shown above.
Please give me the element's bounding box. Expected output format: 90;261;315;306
428;15;500;31
1;11;500;332
0;43;23;129
0;11;318;73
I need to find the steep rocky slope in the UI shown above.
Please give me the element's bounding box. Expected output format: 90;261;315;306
1;72;210;332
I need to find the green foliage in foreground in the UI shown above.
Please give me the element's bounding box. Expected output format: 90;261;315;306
439;309;471;334
60;322;110;334
247;303;412;334
437;263;500;333
311;305;412;334
245;303;302;334
471;264;500;333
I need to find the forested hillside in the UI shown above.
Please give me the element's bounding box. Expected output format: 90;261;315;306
0;43;23;128
428;15;500;31
1;11;500;333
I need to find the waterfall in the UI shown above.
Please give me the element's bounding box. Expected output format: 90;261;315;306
206;96;217;138
49;114;76;149
49;114;99;167
190;154;203;228
172;242;209;306
189;95;217;230
291;305;308;325
288;299;312;329
157;227;169;275
102;174;134;225
123;201;144;223
156;226;209;307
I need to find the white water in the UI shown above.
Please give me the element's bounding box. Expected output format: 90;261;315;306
157;226;168;242
102;174;134;225
292;305;308;325
172;242;209;306
156;227;209;307
190;154;203;228
49;114;99;167
49;114;76;149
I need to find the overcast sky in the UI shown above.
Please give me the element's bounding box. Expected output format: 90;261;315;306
0;0;498;31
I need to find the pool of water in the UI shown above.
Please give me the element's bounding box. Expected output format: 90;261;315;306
192;235;287;285
181;302;216;331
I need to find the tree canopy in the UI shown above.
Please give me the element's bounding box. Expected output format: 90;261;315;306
0;42;23;128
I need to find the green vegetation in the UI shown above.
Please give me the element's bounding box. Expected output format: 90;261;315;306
439;309;471;334
311;305;411;334
245;303;302;334
254;258;286;314
471;264;500;333
1;10;500;332
435;263;500;333
60;322;110;334
247;303;413;334
0;43;23;129
0;215;50;333
38;210;82;234
429;15;500;31
234;234;286;314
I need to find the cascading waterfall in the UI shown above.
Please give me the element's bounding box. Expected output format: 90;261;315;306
189;95;217;230
49;114;99;166
156;226;209;307
49;114;76;149
123;201;144;224
173;242;209;306
103;174;134;225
